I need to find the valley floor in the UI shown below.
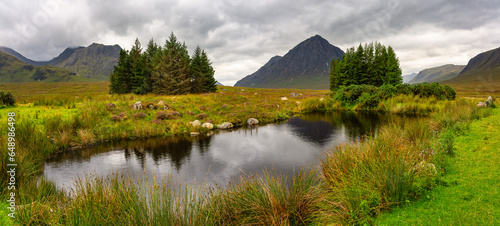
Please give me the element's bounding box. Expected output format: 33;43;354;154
377;107;500;225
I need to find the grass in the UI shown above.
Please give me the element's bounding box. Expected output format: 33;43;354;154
376;107;500;225
0;81;496;225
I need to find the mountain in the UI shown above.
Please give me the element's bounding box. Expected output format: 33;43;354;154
402;73;417;83
0;43;121;81
234;35;345;90
408;64;465;84
50;43;121;80
215;81;224;86
0;51;90;83
0;47;41;66
445;46;500;84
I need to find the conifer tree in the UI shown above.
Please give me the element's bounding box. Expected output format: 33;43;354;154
151;32;191;95
329;42;402;90
200;49;217;93
109;49;132;94
189;46;205;93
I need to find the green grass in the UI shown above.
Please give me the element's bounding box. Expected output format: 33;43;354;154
377;107;500;225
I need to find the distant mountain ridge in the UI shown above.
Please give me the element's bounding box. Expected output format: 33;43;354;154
0;51;91;83
409;64;465;84
403;73;417;83
0;43;121;81
234;35;345;90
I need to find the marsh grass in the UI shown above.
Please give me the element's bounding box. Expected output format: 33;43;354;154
318;97;489;224
205;169;322;225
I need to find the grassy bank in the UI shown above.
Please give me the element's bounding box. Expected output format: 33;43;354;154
0;82;495;224
377;107;500;225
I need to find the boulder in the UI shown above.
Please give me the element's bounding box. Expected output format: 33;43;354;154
217;122;234;130
280;97;288;101
190;120;202;128
247;118;259;125
202;122;214;130
158;100;165;106
190;132;200;136
486;96;493;106
477;102;487;108
196;113;207;120
133;101;142;110
106;103;116;110
290;92;300;98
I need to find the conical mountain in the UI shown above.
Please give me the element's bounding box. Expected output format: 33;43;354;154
234;35;344;89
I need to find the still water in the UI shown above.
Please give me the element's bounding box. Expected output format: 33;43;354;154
44;111;390;191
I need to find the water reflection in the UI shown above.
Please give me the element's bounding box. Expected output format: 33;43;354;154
44;111;391;191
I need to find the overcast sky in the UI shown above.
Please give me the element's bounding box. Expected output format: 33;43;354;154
1;0;499;86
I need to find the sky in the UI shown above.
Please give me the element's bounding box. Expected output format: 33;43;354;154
1;0;499;86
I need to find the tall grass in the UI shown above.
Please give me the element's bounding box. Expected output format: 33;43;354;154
319;97;491;224
205;169;322;225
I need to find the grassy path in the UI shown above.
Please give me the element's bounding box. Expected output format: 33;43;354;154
377;107;500;225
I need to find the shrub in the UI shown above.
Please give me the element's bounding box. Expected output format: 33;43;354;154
357;92;379;109
378;84;397;99
0;90;16;106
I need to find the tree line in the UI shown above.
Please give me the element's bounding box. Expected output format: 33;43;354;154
330;42;402;90
109;33;217;95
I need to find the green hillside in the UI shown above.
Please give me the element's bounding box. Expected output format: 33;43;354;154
0;51;91;83
409;64;465;84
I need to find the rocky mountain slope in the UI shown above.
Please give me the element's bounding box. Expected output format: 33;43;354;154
234;35;345;90
446;46;500;84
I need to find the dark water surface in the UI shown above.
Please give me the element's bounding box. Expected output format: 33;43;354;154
44;111;391;191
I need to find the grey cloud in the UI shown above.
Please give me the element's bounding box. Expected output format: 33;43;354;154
0;0;499;85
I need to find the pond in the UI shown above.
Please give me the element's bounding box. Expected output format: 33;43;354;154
44;111;391;191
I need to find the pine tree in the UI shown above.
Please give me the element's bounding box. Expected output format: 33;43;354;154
109;49;132;94
384;46;403;85
151;32;191;95
136;38;160;94
129;38;146;93
329;42;402;90
200;49;217;93
189;46;205;93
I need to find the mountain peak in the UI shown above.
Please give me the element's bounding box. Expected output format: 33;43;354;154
234;36;345;90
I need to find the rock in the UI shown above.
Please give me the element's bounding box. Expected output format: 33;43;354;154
133;101;142;110
196;113;207;120
106;103;116;110
133;112;147;119
217;122;234;130
202;122;214;130
149;105;155;109
486;96;493;106
477;102;487;107
156;111;182;120
158;100;165;106
190;120;201;127
247;118;259;125
280;97;288;101
320;98;324;102
163;105;169;110
190;132;200;136
290;92;300;98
